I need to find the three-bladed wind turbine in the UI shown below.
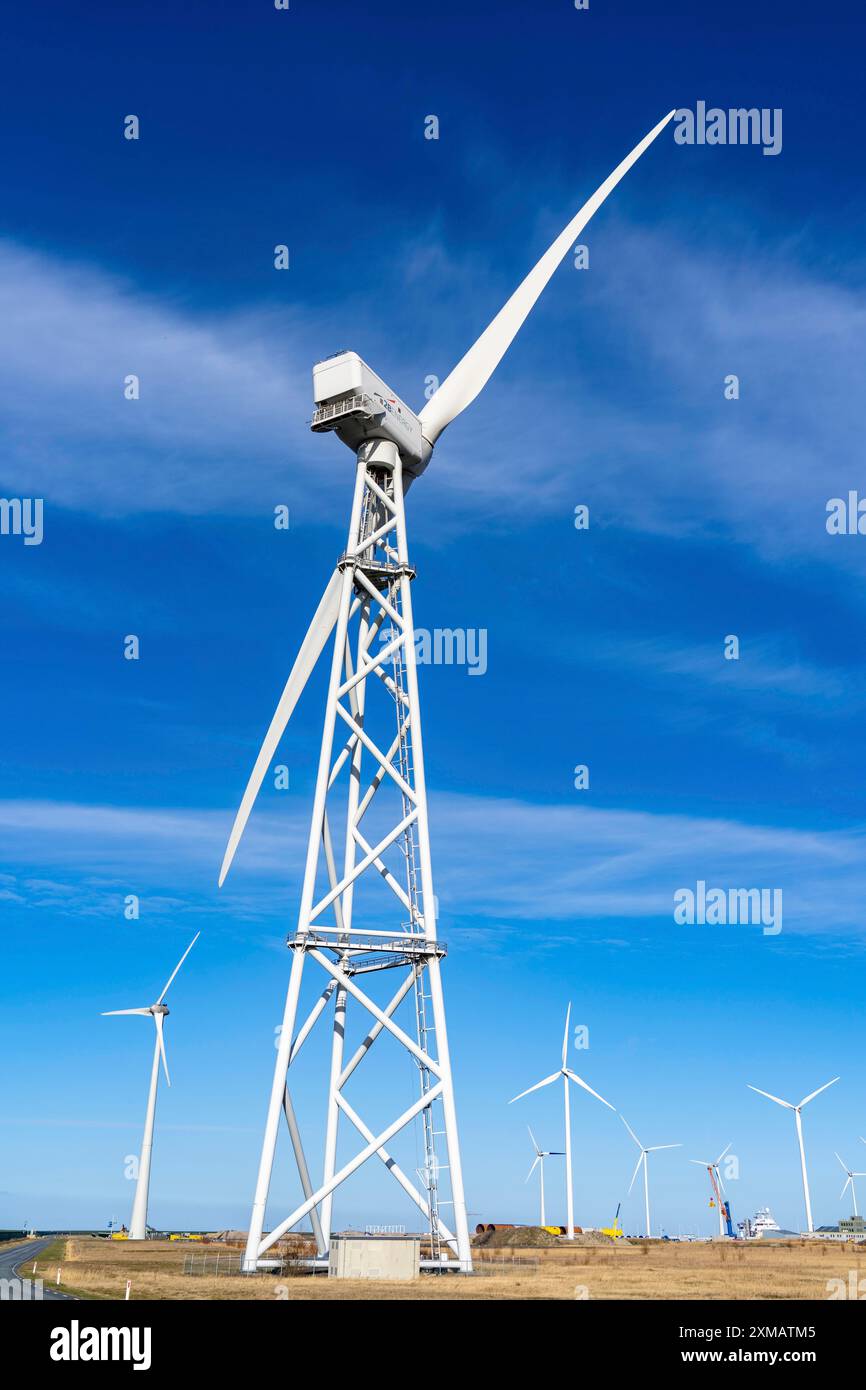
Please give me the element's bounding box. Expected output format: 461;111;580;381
835;1152;866;1217
525;1126;564;1229
689;1142;732;1237
103;933;200;1240
509;1004;614;1239
747;1078;840;1233
620;1115;680;1238
219;112;674;1274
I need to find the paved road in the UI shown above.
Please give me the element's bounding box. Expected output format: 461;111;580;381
0;1237;75;1300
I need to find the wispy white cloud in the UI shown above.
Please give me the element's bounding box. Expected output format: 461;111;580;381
2;216;865;572
2;794;864;939
0;240;333;518
587;633;852;706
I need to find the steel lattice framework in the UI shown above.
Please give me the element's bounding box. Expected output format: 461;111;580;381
221;112;676;1275
243;440;472;1271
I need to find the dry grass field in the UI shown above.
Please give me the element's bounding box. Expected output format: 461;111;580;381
27;1236;866;1301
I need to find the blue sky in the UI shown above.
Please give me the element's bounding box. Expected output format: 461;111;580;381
3;0;866;1240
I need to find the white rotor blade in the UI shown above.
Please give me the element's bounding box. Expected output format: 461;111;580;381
101;1008;150;1017
525;1155;540;1183
748;1084;794;1110
689;1159;712;1168
714;1166;726;1196
527;1125;540;1155
647;1144;681;1152
418;110;675;446
509;1072;560;1104
627;1151;644;1195
835;1152;849;1175
564;1068;615;1110
154;1012;170;1087
218;568;342;887
840;1175;852;1201
619;1114;642;1150
561;1002;571;1070
798;1077;840;1108
715;1142;732;1167
156;931;201;1005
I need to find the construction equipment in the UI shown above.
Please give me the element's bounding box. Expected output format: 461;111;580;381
601;1202;624;1241
707;1168;734;1237
690;1144;735;1237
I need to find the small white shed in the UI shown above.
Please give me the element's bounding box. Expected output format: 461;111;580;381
328;1234;421;1281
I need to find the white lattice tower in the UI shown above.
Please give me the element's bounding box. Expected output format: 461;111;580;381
242;439;472;1272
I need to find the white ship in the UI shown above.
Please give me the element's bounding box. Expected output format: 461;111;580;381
739;1206;791;1239
751;1207;781;1237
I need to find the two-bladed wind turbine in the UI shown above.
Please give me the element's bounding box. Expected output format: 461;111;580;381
835;1152;866;1217
689;1142;732;1237
525;1126;564;1228
748;1078;840;1233
219;111;674;1274
509;1004;614;1239
103;933;200;1240
620;1115;680;1238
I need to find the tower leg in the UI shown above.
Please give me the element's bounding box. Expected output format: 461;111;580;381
282;1087;326;1256
425;958;471;1267
129;1034;161;1240
243;948;305;1271
320;982;347;1247
564;1074;574;1239
795;1110;813;1233
394;460;472;1270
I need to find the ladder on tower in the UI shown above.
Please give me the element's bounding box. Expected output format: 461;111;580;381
385;567;443;1262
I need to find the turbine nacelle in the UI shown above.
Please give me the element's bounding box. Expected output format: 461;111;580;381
311;351;428;476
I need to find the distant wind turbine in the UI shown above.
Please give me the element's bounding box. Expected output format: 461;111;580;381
525;1126;564;1229
747;1077;840;1233
835;1153;866;1217
620;1115;680;1238
103;933;200;1240
509;1003;614;1240
689;1143;733;1237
